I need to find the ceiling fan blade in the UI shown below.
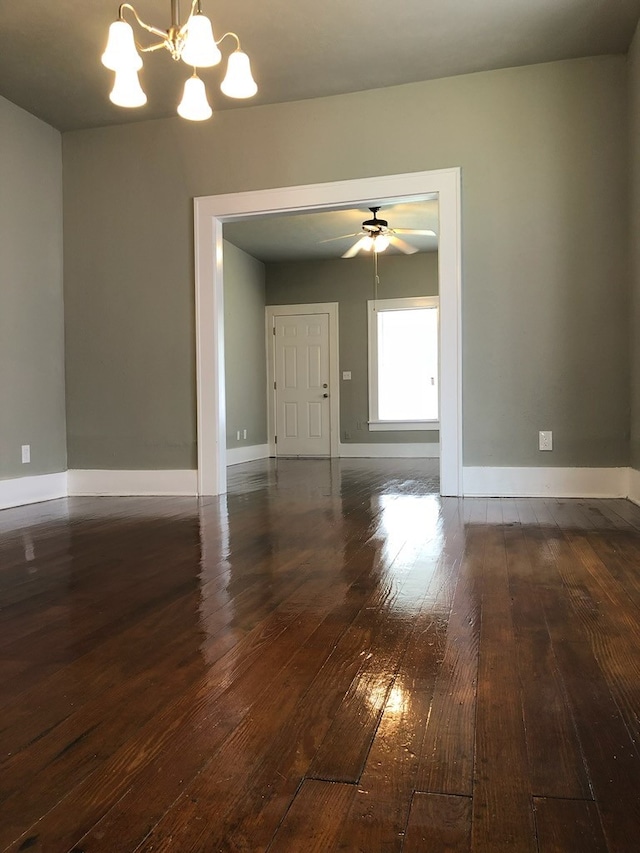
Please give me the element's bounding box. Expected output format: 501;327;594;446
393;228;437;236
318;233;360;244
388;235;419;254
342;236;371;258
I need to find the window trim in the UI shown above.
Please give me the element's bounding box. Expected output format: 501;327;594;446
367;295;440;432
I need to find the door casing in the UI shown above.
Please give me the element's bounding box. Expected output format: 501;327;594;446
194;168;462;496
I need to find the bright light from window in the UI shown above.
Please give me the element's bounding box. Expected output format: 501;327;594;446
377;307;438;420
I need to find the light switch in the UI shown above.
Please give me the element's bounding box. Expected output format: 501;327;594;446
21;444;30;464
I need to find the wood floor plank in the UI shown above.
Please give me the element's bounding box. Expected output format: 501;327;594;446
539;627;640;852
266;780;356;853
574;524;640;611
505;516;591;799
305;515;451;786
333;633;445;851
415;522;483;796
403;792;471;853
534;797;608;853
513;627;591;800
530;506;640;853
542;502;640;750
332;507;467;851
500;498;521;525
597;496;640;532
470;525;536;853
305;622;416;785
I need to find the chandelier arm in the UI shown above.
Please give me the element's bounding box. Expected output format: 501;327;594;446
178;0;200;36
215;32;242;50
118;3;168;40
139;41;170;53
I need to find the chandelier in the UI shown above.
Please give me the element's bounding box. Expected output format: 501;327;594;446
101;0;257;121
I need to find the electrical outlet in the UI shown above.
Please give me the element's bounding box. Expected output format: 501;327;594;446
342;371;352;380
21;444;30;464
539;431;553;451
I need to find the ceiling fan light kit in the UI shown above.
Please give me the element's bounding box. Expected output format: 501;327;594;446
363;233;389;252
101;0;257;121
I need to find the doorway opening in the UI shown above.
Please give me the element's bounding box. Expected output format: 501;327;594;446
194;169;462;496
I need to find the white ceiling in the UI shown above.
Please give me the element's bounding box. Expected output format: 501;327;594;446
0;0;639;131
223;199;439;263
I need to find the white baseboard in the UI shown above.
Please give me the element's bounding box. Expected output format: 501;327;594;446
2;465;638;509
463;466;628;498
0;472;68;510
627;467;640;506
67;469;197;496
226;444;270;466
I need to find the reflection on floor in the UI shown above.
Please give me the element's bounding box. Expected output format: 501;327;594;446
1;458;638;852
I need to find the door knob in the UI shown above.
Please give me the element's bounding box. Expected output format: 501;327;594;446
323;383;328;388
323;393;329;398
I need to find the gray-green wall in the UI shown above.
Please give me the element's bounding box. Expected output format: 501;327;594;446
62;56;630;470
265;252;439;445
0;96;66;480
223;241;268;450
629;23;640;470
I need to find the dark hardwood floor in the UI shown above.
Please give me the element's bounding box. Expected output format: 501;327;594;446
1;458;639;852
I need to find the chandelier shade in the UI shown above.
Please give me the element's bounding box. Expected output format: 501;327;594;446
101;0;256;120
101;21;142;71
178;74;213;121
181;13;221;68
109;68;147;107
220;50;258;99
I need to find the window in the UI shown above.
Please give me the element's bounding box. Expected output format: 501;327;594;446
367;296;439;431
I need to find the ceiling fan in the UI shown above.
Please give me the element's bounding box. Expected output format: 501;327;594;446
322;206;436;258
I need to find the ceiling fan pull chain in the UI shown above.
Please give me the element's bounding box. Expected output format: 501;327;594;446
374;249;380;304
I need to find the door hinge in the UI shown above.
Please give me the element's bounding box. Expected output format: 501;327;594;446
275;435;277;444
272;327;276;335
274;381;277;390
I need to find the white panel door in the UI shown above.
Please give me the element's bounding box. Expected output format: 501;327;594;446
274;313;331;456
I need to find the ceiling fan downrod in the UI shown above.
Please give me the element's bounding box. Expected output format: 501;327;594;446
362;206;388;233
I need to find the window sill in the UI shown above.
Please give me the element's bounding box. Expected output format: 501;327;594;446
368;420;440;432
